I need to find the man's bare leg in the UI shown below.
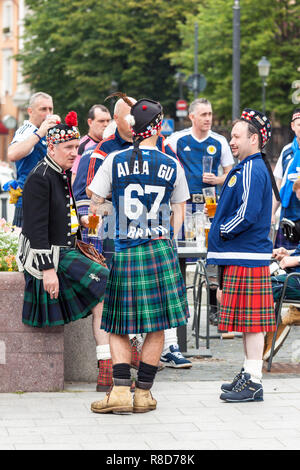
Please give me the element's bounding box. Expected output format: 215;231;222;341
92;302;112;392
92;301;110;347
110;333;132;365
141;330;165;366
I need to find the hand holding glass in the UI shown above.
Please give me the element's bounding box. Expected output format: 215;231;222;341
203;187;217;218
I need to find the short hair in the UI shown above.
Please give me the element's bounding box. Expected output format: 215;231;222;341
233;119;263;151
29;92;52;108
88;104;110;120
293;179;300;192
189;98;212;114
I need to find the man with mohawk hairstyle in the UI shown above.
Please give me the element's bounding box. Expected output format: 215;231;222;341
89;96;190;414
75;93;191;394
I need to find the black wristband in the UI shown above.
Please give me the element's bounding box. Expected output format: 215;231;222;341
35;132;42;141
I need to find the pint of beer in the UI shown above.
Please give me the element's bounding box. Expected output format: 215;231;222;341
88;213;100;237
203;187;217;218
205;222;211;248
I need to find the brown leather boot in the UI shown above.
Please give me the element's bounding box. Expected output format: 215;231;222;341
91;385;133;414
133;387;157;413
282;305;300;326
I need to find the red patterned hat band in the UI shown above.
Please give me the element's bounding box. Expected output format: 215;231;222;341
47;111;80;144
131;120;162;139
292;112;300;122
240;108;271;147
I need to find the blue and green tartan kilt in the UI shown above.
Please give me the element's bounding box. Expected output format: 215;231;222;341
101;239;190;334
22;248;109;327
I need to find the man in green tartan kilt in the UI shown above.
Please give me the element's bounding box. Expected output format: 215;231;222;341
88;95;190;414
17;111;109;331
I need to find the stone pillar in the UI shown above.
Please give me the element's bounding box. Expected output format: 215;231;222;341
64;316;98;383
0;272;64;392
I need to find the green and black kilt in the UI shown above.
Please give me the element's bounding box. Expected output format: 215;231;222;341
22;248;109;327
101;239;190;335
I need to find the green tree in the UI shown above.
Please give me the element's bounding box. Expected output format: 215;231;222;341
17;0;199;132
170;0;300;124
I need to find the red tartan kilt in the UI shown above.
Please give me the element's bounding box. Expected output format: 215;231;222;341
219;265;276;333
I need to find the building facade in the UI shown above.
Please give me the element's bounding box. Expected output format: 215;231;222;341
0;0;30;161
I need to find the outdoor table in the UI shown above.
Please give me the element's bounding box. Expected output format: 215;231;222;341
175;241;207;354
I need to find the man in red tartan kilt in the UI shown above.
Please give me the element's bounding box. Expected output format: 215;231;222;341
207;109;279;403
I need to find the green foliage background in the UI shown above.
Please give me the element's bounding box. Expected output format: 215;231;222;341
170;0;300;124
17;0;300;132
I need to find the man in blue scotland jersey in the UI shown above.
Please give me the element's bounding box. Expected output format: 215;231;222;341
7;92;60;227
89;97;190;414
165;98;234;207
272;108;300;249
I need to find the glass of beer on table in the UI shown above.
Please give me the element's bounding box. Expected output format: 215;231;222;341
203;187;217;218
204;218;211;248
184;212;195;241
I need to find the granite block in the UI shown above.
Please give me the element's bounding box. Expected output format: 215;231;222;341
64;316;98;382
0;272;64;392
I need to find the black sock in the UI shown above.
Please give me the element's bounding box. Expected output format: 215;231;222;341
113;363;131;381
137;361;158;389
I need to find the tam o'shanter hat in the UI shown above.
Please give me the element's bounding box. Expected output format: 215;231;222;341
128;98;163;173
105;92;163;174
241;108;280;201
240;108;272;148
47;111;80;144
129;98;163;139
292;110;300;122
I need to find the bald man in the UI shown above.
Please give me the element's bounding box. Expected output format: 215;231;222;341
73;96;191;392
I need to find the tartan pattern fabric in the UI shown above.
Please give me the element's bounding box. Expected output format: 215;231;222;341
22;248;109;327
130;336;142;370
219;265;276;332
97;359;113;390
101;239;189;334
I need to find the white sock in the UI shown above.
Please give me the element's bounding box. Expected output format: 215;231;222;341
163;328;178;353
96;344;111;361
244;359;263;383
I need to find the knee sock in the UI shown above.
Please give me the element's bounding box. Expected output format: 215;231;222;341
163;328;178;354
113;363;131;387
137;361;158;390
96;344;111;361
244;359;263;384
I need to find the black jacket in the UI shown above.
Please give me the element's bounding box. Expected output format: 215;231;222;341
17;155;81;278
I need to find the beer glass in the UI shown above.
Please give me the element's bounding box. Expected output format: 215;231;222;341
88;213;100;237
202;155;213;174
203;187;217;218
